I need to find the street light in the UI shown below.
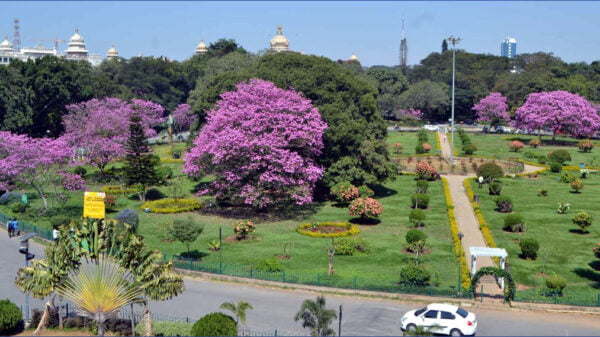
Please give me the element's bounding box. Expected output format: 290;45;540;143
457;231;464;294
19;233;36;321
446;35;462;165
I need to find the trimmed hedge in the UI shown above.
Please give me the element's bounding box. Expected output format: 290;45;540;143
0;299;23;335
464;178;499;262
160;158;184;163
101;185;142;195
191;312;237;336
141;198;201;214
135;321;192;336
296;222;360;238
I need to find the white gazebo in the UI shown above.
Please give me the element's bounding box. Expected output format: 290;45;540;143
469;247;508;289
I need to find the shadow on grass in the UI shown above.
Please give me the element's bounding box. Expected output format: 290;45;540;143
349;217;381;225
201;202;324;222
568;228;590;234
573;267;600;288
370;184;397;198
177;250;209;261
589;261;600;272
127;188;165;201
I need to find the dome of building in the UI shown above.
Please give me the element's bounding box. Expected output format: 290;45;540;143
65;28;88;58
269;25;290;52
70;28;84;43
0;35;14;52
349;53;359;61
195;39;208;55
106;45;119;59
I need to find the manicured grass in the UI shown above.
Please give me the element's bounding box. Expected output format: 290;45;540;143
470;172;600;293
387;131;439;157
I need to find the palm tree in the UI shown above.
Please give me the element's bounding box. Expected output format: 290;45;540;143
220;300;254;326
57;259;142;336
294;296;337;336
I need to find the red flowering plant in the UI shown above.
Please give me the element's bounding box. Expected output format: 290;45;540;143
393;143;404;155
422;143;432;152
233;220;256;240
415;162;437;181
509;140;524;152
330;182;359;203
348;197;383;220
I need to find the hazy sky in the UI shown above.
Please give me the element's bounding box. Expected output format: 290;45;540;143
2;1;599;66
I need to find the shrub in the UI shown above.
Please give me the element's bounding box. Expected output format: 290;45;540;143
417;130;428;143
509;140;524;152
9;202;27;213
557;202;570;214
296;222;360;238
529;139;541;148
572;212;593;232
476;163;504;181
155;165;174;184
545;275;567;294
136;321;193;337
348;197;383;218
115;209;139;231
549;161;562;173
104;194;116;209
494;196;513;213
422;143;432;152
408;209;426;227
393;143;404;154
30;308;59;329
415;143;426;154
537;188;548;197
398;264;431;286
504;214;526;232
233;220;255;240
73;166;88;177
410;194;430;209
570;179;584;193
462;143;478;155
191;312;238;337
559;172;577;183
537;155;547;165
415;180;429;194
141;198;201;213
357;185;374;198
330;182;359;202
578;139;594;153
519;238;540;260
333;237;370;255
415;162;437;180
406;229;427;244
0;192;21;205
0;299;23;335
488;181;502;196
172;149;183;159
548;150;571;164
104;318;132;336
254;257;284;272
523;150;538;159
50;215;70;228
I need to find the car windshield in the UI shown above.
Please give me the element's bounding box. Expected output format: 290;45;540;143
414;307;427;316
456;307;468;318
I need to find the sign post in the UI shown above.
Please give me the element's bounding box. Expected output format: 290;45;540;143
83;192;106;219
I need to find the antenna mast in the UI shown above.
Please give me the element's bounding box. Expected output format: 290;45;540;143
400;18;407;72
13;18;21;51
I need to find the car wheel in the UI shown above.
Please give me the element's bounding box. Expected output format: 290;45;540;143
406;324;416;332
450;328;463;336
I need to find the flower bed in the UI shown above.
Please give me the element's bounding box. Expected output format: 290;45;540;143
296;222;360;238
141;198;201;214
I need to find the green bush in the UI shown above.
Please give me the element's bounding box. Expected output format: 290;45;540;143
333;237;371;256
537;155;547;165
537;188;548;197
476;163;504;181
73;166;87;177
136;321;193;336
410;194;430;209
50;215;71;228
548;150;571;164
155;165;174;184
191;312;237;337
494;196;513;213
545;275;567;294
254;257;284;272
408;209;426;227
559;172;577;183
0;299;24;335
406;229;427;244
519;238;539;260
415;143;426;154
572;212;593;233
504;214;526;232
549;161;562;173
462;144;478;155
417;130;428;143
398;264;431;286
9;202;27;213
415;180;429;194
357;185;374;198
570;179;584;193
523;151;538;159
488;181;503;196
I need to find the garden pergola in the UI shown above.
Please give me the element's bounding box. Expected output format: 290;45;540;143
469;247;508;289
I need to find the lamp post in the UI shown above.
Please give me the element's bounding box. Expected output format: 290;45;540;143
446;36;462;165
457;231;464;294
19;233;36;321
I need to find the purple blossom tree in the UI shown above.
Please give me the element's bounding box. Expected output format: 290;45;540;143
472;92;510;128
183;79;328;209
514;91;600;140
397;108;423;121
172;103;197;133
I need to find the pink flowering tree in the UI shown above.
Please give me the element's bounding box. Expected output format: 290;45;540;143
183;79;328;209
514;91;600;140
472;93;510;129
51;171;86;207
172;103;197;133
62;98;165;175
0;132;72;212
396;108;423;123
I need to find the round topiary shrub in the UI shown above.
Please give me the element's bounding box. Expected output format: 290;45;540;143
529;139;541;148
398;264;431;286
549;161;562;173
488;181;503;196
191;312;237;337
509;140;524;152
330;182;359;203
572;212;593;233
519;238;539;260
462;144;478;155
0;299;24;335
547;150;571;164
406;229;427;244
73;166;87;177
357;185;374;198
415;143;426;154
545;275;567;294
494;196;513;213
115;209;140;231
415;180;429;194
415;162;437;180
476;163;504;182
348;197;383;219
410;194;430;209
570;179;584;193
408;209;426;227
578;139;594;153
504;214;526;232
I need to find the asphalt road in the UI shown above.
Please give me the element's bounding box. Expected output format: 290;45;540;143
2;228;600;336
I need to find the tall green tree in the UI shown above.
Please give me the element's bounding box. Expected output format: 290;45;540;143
441;39;448;53
172;217;205;257
294;296;337;337
123;115;159;201
397;80;450;121
219;301;254;326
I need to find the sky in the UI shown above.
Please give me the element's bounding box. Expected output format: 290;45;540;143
2;1;599;67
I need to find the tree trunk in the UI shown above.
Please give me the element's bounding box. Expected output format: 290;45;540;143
58;296;64;329
130;303;135;337
141;304;152;337
97;320;105;336
32;299;53;335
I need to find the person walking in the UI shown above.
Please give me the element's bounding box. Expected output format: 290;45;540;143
13;219;19;237
52;227;59;242
443;134;447;143
478;176;484;188
7;219;13;238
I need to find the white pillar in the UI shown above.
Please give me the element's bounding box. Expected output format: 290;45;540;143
500;257;506;290
471;255;477;277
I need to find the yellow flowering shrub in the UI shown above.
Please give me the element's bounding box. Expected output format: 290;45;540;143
160;158;184;163
435;132;442;156
102;185;142;195
141;198;201;214
296;222;360;238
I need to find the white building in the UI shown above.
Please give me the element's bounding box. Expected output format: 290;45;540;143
269;25;290;53
194;39;208;55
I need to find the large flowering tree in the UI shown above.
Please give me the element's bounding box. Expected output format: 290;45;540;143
183;79;328;208
62;98;165;174
472;92;510;128
514;91;600;140
171;103;197;133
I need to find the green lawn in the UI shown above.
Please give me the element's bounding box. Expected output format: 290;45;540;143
387;131;439;157
470;172;600;294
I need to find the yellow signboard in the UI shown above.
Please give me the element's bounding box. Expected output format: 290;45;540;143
83;192;106;219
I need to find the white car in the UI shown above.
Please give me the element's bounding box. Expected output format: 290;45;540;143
400;303;477;336
423;125;439;131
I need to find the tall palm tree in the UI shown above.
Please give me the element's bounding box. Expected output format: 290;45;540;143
294;296;337;336
56;259;142;336
220;300;254;326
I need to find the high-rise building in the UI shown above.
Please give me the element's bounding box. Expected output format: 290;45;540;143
501;36;517;58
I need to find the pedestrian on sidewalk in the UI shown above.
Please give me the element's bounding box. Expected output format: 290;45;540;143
13;219;19;237
7;219;13;238
443;134;447;143
52;227;59;242
478;176;484;188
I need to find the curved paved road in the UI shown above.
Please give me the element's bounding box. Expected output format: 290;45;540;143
2;228;600;336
